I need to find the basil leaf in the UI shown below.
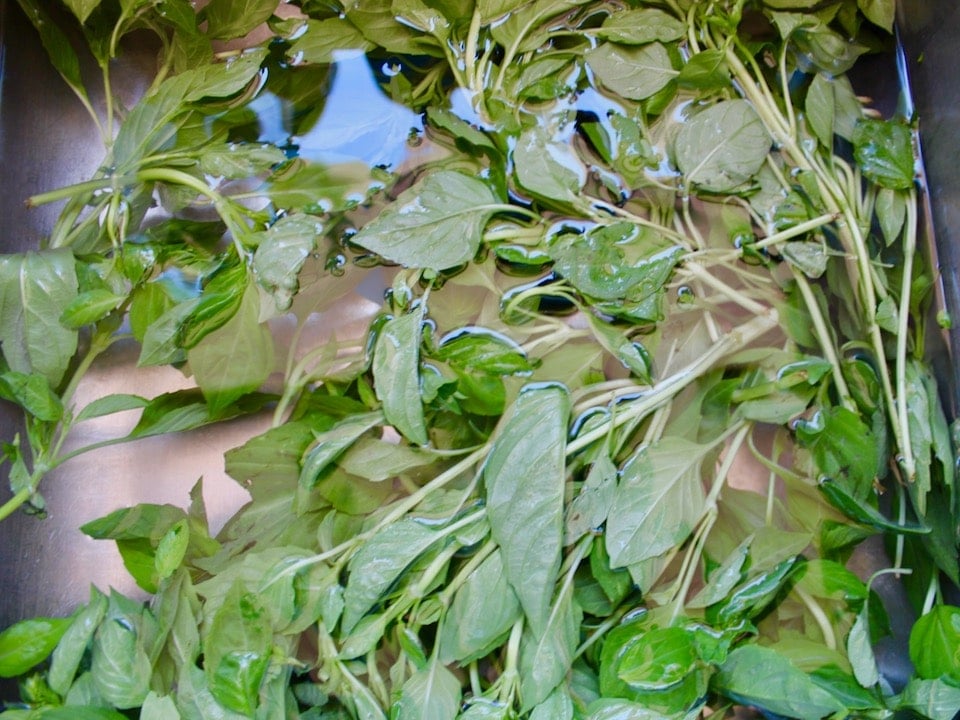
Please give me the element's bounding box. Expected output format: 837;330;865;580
677;49;730;91
565;454;617;545
204;582;272;715
373;305;428;445
61;0;100;24
605;437;709;568
202;0;277;40
716;645;846;719
336;437;432;482
48;588;109;695
140;692;182;720
687;537;750;609
514;124;585;204
287;17;375;65
519;591;582;710
909;605;960;681
0;371;63;423
439;549;522;664
75;393;149;422
858;0;895;31
435;328;534;376
674;99;770;193
0;616;72;677
15;0;90;103
299;412;383;490
187;279;274;414
0;249;79;387
484;385;569;636
805;73;835;149
852;119;915;190
90;592;154;709
847;607;879;688
392;659;462;720
586;43;677;101
897;677;960;720
352;171;500;271
596;8;685;44
198;143;285;179
342;519;441;632
59;288;126;329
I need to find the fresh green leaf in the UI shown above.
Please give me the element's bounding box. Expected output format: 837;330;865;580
15;0;90;102
678;49;730;91
852;119;915;190
716;645;846;719
252;214;322;311
514;124;585;204
342;519;441;632
847;607;879;687
909;605;960;681
565;454;617;545
0;616;72;677
897;676;960;720
351;171;500;271
299;412;382;490
59;289;125;329
586;43;677;101
606;437;709;568
140;692;182;720
484;385;569;636
858;0;895;31
202;0;277;39
439;549;522;664
392;659;462;720
287;17;375;65
373;305;428;445
595;8;685;44
0;371;63;422
519;590;582;710
204;582;272;715
75;393;149;422
90;593;153;709
0;249;79;386
673;100;770;193
61;0;101;24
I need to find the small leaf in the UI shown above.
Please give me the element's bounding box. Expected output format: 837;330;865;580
59;289;126;329
439;549;522;665
286;16;375;64
252;214;322;311
595;8;684;44
76;393;149;422
606;437;709;568
678;49;730;91
852;119;915;190
847;608;879;688
519;591;582;710
805;73;836;149
0;371;63;422
61;0;101;23
342;519;440;632
299;412;382;490
858;0;895;31
48;587;108;695
514;124;585;204
351;171;500;271
90;593;153;708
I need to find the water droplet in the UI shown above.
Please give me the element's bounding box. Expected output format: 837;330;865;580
325;252;347;276
381;62;402;77
677;286;695;304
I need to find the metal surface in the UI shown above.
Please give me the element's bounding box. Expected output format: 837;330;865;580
0;0;957;702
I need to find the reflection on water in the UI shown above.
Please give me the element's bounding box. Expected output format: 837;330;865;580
254;50;422;170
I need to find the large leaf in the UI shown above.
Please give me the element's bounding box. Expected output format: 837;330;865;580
48;588;108;695
299;412;383;490
187;279;274;414
605;437;709;568
342;519;441;632
897;677;960;720
586;42;677;101
716;645;845;719
909;605;960;682
0;616;72;677
351;171;500;271
204;581;272;715
0;249;79;386
392;660;462;720
484;385;569;636
439;549;522;664
90;592;154;709
673;100;771;193
373;305;428;445
852;119;915;190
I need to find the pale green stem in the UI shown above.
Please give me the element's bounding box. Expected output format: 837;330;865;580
671;508;717;622
791;270;855;408
895;190;919;482
568;314;777;455
795;586;837;650
751;212;840;250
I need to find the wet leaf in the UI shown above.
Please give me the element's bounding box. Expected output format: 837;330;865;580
586;43;677;101
203;0;277;40
484;385;569;636
605;437;709;568
595;8;685;44
674;100;770;193
852;119;915;190
909;605;960;682
519;591;582;710
373;305;428;445
392;660;462;720
352;171;500;271
0;617;72;677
